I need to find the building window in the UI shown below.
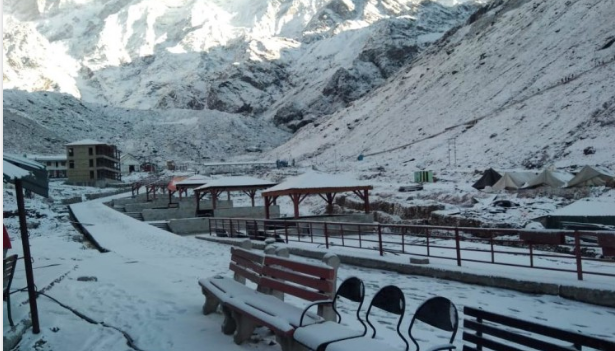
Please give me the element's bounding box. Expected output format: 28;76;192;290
89;147;93;155
68;148;74;156
90;171;94;179
47;161;52;166
55;162;59;167
69;161;74;169
61;161;66;166
89;159;94;167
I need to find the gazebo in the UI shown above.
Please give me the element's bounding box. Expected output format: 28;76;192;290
193;176;276;215
261;172;373;219
174;175;210;199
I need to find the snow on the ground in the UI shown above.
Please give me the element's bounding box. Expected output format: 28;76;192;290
3;181;615;351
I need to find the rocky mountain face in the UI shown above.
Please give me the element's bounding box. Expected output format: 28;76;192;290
3;0;482;134
273;0;615;171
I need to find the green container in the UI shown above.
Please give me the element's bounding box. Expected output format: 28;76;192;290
414;170;433;183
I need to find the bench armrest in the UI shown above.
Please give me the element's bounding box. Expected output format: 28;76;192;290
299;299;336;327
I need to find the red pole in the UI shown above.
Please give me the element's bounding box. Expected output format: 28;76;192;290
455;227;462;267
575;231;583;281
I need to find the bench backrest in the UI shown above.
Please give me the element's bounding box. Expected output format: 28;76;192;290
463;306;615;351
260;255;336;302
3;254;18;298
229;247;265;285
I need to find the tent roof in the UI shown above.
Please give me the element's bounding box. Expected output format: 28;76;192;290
472;168;501;190
194;176;275;191
262;172;372;196
549;200;615;217
490;171;539;190
522;169;573;189
565;165;614;187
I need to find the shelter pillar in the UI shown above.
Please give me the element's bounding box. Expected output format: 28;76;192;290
363;189;370;213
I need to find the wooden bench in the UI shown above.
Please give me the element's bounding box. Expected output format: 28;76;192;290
4;254;18;327
463;306;615;351
198;244;339;351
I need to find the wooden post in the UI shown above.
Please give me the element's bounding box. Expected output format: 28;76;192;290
264;196;271;219
211;190;217;210
291;194;300;219
364;189;370;213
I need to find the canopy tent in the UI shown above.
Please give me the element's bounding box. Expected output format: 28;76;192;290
193;176;276;214
490;171;539;191
522;169;573;189
261;172;373;219
472;168;501;190
565;166;614;188
3;155;50;334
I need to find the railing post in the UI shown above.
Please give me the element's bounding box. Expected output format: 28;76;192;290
310;222;314;243
426;227;430;256
401;227;405;254
575;230;583;281
358;224;362;248
209;218;212;236
529;243;534;268
285;224;289;244
378;224;384;256
324;222;329;249
490;232;495;263
229;219;234;238
455;226;462;266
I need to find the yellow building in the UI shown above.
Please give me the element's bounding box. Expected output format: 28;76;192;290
66;139;121;186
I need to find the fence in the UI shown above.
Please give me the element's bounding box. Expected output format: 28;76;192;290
207;217;615;281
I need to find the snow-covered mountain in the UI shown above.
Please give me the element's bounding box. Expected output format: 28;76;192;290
3;0;614;173
269;0;615;171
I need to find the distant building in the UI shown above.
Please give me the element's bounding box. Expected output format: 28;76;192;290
120;153;140;175
29;155;68;178
66;139;121;186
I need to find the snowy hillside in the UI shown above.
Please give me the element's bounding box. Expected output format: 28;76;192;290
3;0;480;120
273;0;615;171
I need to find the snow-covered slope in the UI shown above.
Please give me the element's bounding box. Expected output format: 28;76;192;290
3;0;480;121
273;0;615;171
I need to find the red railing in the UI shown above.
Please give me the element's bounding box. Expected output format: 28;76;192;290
207;218;615;281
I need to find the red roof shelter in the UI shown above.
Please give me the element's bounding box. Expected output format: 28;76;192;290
193;176;276;215
261;172;373;219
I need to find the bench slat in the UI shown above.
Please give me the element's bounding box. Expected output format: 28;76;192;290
463;332;525;351
264;256;334;280
464;307;615;349
233;255;264;275
260;277;330;302
229;262;261;284
262;266;334;293
464;320;575;351
231;247;264;264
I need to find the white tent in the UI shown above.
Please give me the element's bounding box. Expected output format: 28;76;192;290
522;169;573;189
565;166;614;188
490;171;538;191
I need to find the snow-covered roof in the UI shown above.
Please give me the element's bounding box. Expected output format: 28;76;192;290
549;200;615;217
175;174;211;186
28;154;67;161
66;139;107;146
263;172;371;194
194;176;275;190
3;160;31;180
3;154;46;170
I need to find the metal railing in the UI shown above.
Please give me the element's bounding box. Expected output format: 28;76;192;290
207;217;615;281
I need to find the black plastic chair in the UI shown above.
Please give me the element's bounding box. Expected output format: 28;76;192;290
408;296;458;351
3;254;18;327
324;285;408;351
293;277;367;351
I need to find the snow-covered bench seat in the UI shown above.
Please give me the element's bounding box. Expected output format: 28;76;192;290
224;255;338;351
198;245;340;351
